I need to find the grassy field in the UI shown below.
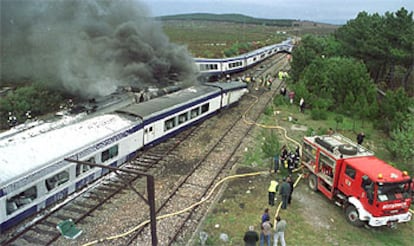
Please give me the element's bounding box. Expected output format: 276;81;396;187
193;96;414;246
160;19;413;245
161;20;338;58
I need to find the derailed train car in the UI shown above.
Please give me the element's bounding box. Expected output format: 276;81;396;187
194;38;293;79
0;81;248;232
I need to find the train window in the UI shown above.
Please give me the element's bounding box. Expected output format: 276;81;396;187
178;112;188;125
164;117;176;131
201;103;209;114
199;64;218;71
46;171;70;191
229;61;242;68
102;145;118;162
144;126;153;134
191;108;200;119
76;157;95;177
6;186;37;215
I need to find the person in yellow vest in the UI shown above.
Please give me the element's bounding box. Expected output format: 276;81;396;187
268;180;279;206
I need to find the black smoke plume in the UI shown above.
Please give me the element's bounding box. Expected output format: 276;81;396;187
0;0;198;97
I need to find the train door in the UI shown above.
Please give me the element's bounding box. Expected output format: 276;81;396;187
144;125;156;144
221;91;229;108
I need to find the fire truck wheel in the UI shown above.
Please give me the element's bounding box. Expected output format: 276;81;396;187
345;206;364;227
308;174;318;191
338;144;357;155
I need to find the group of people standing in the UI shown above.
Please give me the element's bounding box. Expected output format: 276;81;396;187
267;175;294;210
244;173;294;246
275;145;300;175
280;86;305;113
243;208;288;246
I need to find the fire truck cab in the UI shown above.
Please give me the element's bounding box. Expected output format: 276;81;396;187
302;134;412;227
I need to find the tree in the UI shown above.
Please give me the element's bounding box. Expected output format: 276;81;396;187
261;130;280;159
289;35;324;82
386;115;414;169
335;8;414;94
382;8;414;92
299;57;378;121
0;83;63;129
376;88;412;134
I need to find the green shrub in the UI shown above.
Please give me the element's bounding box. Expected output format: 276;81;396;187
310;109;328;120
261;130;280;158
273;95;287;106
264;105;273;116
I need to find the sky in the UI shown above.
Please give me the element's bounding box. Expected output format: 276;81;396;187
141;0;413;24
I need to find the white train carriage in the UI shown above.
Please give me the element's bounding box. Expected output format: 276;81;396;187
194;38;294;78
219;55;247;74
194;58;223;76
116;81;248;147
0;81;248;232
0;114;140;231
245;46;269;67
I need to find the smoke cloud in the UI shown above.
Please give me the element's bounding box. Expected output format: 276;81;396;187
0;0;198;97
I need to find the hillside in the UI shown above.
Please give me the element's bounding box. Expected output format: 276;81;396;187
157;13;295;26
157;13;340;29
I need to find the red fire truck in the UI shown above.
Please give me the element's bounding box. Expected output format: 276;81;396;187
301;134;412;227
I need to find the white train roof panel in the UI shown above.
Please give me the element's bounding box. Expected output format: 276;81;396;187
209;81;247;91
117;85;220;120
0;114;134;187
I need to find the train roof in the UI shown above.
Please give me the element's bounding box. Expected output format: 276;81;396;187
194;42;287;62
345;156;411;183
0;114;134;187
117;84;220;119
116;82;247;120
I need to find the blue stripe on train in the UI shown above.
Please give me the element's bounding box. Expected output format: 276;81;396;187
0;205;37;233
45;188;69;207
76;173;96;190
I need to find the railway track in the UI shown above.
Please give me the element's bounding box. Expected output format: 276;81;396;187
1;126;199;246
1;54;289;246
109;64;287;245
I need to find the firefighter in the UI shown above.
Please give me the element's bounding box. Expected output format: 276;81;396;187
287;153;295;175
287;175;294;205
280;145;288;169
273;154;280;173
357;132;365;145
268;179;279;206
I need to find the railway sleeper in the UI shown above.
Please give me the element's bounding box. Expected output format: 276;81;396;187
143;154;163;160
41;220;57;228
63;206;88;214
73;200;98;209
22;234;49;245
121;165;148;173
133;162;157;168
31;226;58;236
95;186;119;193
83;192;104;201
111;180;135;187
54;214;73;221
